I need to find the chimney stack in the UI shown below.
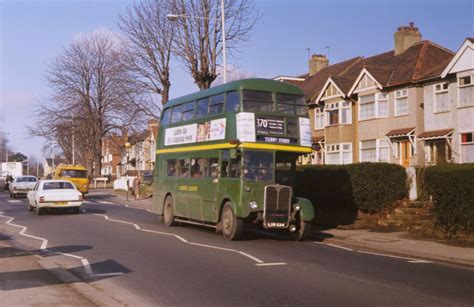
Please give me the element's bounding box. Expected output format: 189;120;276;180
394;22;422;55
308;54;329;76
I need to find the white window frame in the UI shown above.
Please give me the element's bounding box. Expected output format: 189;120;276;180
433;82;450;113
314;108;325;130
394;88;409;116
325;101;352;126
359;139;390;162
325;143;352;165
457;75;474;108
358;93;389;121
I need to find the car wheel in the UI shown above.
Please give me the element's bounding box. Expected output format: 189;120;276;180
221;203;243;241
290;215;311;241
163;195;176;226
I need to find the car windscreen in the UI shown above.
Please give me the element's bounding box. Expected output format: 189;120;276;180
43;182;75;190
17;177;37;182
61;170;87;178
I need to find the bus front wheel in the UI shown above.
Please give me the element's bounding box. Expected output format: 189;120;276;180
290;218;311;241
163;195;177;226
221;203;243;241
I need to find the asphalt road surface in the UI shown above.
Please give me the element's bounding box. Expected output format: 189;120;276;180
0;191;472;306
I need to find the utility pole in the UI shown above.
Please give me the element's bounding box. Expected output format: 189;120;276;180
36;160;39;178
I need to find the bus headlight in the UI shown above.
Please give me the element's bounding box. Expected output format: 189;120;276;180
249;201;258;210
292;204;301;211
83;185;88;188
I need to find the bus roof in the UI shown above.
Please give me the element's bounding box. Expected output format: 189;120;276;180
163;78;304;109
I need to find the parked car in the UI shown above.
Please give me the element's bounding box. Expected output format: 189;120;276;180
141;171;154;185
27;180;84;215
9;175;38;198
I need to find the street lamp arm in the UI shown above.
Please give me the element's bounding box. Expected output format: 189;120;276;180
166;13;218;21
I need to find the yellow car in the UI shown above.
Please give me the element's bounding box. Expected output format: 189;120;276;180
53;164;89;194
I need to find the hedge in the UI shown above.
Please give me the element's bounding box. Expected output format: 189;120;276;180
295;163;408;226
424;164;474;233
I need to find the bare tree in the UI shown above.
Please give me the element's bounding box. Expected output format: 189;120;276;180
118;0;175;114
30;30;146;176
172;0;258;89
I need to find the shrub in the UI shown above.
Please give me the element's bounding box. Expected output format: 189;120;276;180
295;163;408;226
424;164;474;234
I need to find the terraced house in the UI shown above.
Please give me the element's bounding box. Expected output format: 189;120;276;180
279;23;473;167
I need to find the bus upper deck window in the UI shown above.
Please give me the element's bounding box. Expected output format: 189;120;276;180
225;91;240;112
161;108;171;125
182;101;196;121
276;94;307;115
171;104;183;123
209;94;224;115
242;90;273;112
196;98;209;118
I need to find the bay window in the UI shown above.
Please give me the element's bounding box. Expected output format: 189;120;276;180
314;108;325;129
325;101;351;126
326;143;352;165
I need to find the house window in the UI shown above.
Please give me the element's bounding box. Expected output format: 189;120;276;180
326;143;352;165
395;89;409;116
359;94;376;120
378;139;390;162
458;75;474;107
461;132;474;162
325;101;351;125
359;93;388;120
360;140;377;162
434;83;449;113
314;108;325;129
377;93;389;117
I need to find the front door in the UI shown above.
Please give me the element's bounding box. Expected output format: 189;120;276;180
400;141;410;167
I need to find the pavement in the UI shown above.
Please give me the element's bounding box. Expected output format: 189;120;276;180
0;239;95;306
101;188;474;268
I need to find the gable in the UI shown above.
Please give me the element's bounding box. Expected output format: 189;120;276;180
317;79;345;103
354;73;377;92
449;46;474;74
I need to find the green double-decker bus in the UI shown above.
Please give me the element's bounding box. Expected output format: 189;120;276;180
153;78;314;240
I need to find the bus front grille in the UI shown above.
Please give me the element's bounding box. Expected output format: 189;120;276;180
263;185;292;229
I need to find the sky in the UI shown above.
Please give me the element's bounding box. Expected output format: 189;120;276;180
0;0;473;160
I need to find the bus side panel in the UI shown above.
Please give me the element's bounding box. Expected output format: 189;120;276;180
217;178;243;219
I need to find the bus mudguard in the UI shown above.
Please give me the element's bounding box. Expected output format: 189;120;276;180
294;197;315;222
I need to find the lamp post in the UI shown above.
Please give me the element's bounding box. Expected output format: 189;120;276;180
166;0;227;83
125;142;131;201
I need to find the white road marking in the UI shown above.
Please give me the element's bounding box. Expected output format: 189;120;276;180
314;241;354;251
255;262;287;267
238;251;264;264
357;250;432;263
90;272;125;277
0;211;124;277
81;259;93;275
8;200;22;203
92;213;277;266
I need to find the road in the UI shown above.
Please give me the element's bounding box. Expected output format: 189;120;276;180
0;191;472;306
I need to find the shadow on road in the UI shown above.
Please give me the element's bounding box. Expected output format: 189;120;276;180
0;233;12;241
87;193;117;200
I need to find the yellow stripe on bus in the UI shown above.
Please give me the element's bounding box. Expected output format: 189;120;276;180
156;142;312;154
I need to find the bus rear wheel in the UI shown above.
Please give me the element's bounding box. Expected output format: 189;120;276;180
221;203;243;241
163;195;177;226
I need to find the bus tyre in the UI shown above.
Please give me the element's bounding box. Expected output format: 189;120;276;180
163;196;177;226
221;203;243;241
291;219;311;241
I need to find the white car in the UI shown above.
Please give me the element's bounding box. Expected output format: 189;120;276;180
27;180;84;215
9;176;38;198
